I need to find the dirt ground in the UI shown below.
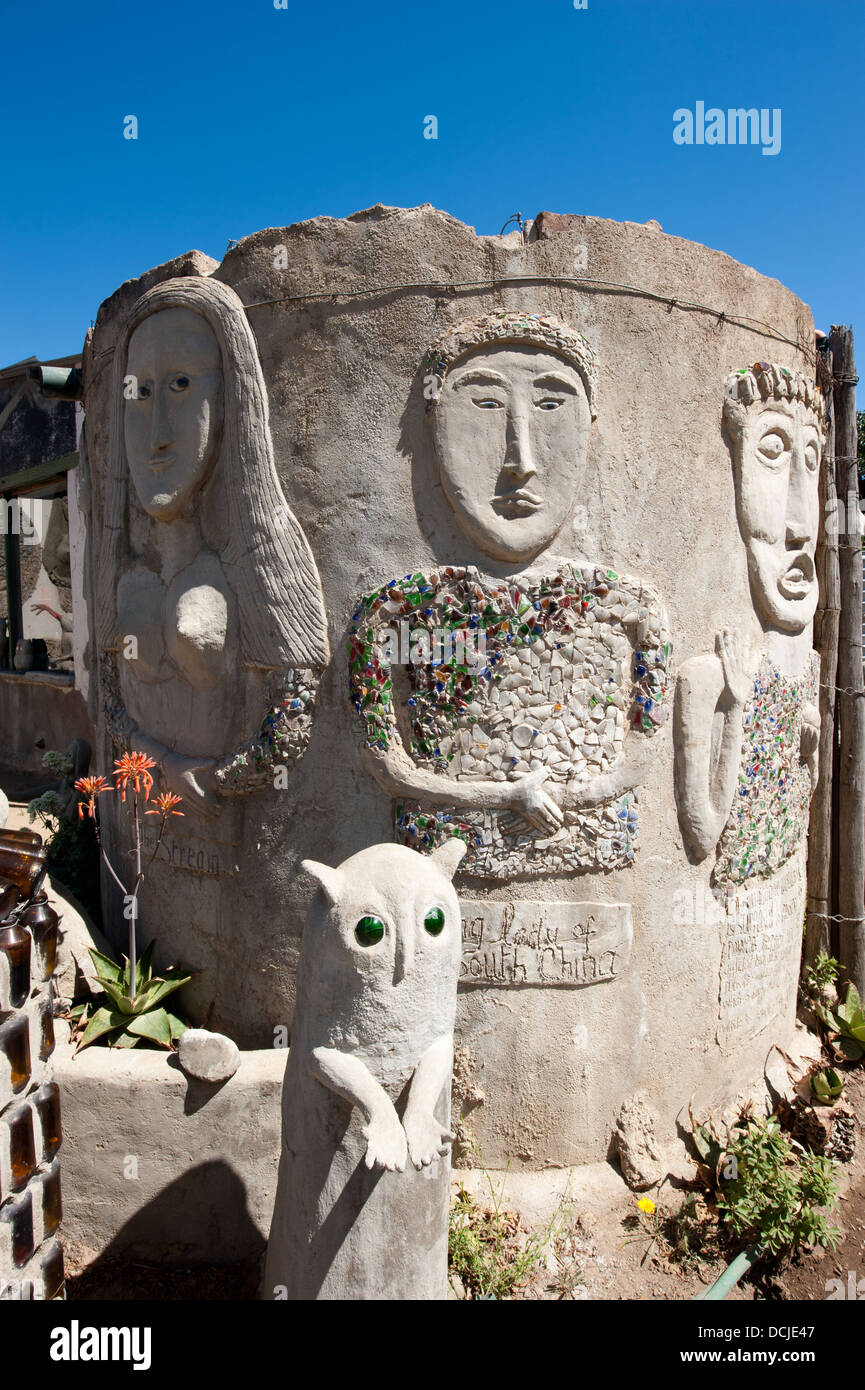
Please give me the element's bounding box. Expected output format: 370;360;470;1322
495;1064;865;1303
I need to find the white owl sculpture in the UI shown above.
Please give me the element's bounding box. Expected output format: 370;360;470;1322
263;836;467;1301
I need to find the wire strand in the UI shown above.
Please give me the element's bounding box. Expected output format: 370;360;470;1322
805;911;865;923
819;680;865;699
241;273;813;359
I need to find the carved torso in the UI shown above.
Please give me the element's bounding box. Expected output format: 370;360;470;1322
115;550;240;757
350;561;671;877
117;551;234;688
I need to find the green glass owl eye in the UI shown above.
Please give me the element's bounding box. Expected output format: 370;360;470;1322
355;916;385;947
424;907;445;936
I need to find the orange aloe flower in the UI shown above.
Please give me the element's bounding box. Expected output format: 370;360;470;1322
145;792;184;818
113;752;157;802
74;775;112;819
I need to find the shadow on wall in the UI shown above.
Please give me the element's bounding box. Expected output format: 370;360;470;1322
67;1160;265;1301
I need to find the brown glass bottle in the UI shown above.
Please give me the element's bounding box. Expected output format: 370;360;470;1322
31;1082;61;1160
38;999;55;1062
0;914;31;1011
0;1014;31;1092
0;1188;34;1267
39;1158;62;1238
0;877;20;918
20;892;58;981
6;1102;37;1189
0;845;46;898
0;829;42;850
41;1238;64;1298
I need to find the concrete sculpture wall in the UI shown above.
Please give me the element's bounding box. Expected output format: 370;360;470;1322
81;207;822;1168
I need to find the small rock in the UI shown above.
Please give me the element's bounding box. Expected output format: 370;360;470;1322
615;1091;665;1190
177;1028;240;1082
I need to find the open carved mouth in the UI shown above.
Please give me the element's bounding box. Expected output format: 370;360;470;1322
493;491;543;516
778;552;815;599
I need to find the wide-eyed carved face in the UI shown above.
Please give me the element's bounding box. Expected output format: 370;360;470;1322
731;399;822;633
304;843;463;992
124;307;223;521
432;345;592;564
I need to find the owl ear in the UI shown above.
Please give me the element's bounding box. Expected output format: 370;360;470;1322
301;859;344;906
429;837;468;881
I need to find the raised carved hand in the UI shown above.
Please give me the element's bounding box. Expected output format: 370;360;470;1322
716;628;753;708
800;702;820;791
674;643;749;862
509;766;565;835
162;753;222;819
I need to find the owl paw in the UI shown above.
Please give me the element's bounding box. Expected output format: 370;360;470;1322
404;1112;455;1170
362;1110;407;1173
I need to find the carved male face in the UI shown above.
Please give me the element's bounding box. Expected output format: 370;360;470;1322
124;307;223;521
731;399;822;633
432;345;591;564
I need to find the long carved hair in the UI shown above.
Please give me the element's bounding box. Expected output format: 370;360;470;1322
96;275;329;670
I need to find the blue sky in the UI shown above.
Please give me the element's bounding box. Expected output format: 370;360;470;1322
1;0;861;396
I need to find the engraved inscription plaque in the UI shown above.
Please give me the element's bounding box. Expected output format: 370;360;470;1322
459;899;632;987
717;849;806;1054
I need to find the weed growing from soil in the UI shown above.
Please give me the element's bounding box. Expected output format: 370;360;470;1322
803;952;840;997
448;1182;544;1299
448;1147;577;1300
716;1115;841;1255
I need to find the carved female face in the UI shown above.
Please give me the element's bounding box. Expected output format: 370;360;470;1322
432;345;591;564
124;307;223;521
733;400;821;633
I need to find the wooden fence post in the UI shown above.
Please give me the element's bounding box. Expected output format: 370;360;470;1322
830;325;865;996
805;347;839;965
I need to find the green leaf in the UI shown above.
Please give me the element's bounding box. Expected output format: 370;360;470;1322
811;1068;844;1103
135;939;156;990
88;948;124;987
836;1036;865;1061
692;1126;712;1161
111;1030;140;1048
126;1008;173;1048
164;1011;188;1041
77;1006;127;1051
98;980;136;1015
134;974;192;1012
